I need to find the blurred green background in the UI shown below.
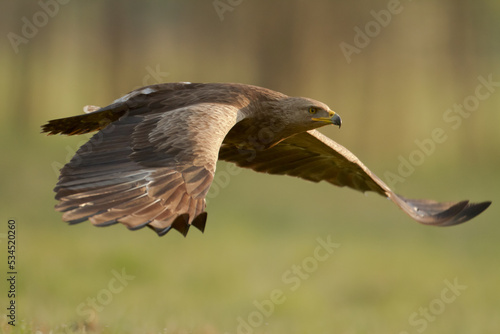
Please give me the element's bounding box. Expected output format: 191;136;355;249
1;1;499;333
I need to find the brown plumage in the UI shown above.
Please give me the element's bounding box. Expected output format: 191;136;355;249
42;82;491;236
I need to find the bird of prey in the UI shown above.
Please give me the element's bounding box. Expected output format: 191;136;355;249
42;82;491;236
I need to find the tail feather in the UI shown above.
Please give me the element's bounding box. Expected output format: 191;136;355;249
41;104;127;135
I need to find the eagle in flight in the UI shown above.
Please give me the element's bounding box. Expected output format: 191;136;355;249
42;83;491;236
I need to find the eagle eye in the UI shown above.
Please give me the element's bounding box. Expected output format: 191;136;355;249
308;107;318;115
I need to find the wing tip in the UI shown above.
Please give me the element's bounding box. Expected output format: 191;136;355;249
391;194;492;227
453;200;491;225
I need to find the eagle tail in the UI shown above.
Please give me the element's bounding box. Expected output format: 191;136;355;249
41;105;127;136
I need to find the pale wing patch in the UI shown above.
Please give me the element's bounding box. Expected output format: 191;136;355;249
113;87;157;104
83;105;102;113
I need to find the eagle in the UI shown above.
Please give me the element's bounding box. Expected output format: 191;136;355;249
42;82;491;236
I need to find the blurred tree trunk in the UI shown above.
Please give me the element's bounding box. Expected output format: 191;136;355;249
102;0;128;97
9;4;36;134
446;0;479;160
252;0;301;93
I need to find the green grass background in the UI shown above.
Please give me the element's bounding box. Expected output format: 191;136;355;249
1;1;500;333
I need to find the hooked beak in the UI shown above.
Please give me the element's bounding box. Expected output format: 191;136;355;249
312;110;342;128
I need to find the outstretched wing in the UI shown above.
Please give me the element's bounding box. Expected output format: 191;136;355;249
219;130;491;226
53;102;240;236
